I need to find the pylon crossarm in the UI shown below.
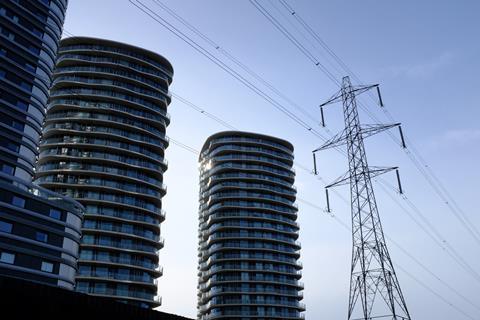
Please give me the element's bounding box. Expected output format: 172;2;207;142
320;89;344;107
326;167;397;189
313;128;348;152
360;123;401;140
325;171;350;189
367;166;398;180
349;84;379;98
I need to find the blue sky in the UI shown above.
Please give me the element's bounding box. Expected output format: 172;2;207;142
63;1;480;318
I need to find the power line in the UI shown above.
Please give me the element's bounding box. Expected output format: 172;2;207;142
126;0;480;294
171;93;237;130
376;179;480;285
249;0;340;86
170;72;480;307
298;198;479;320
149;0;319;124
169;138;200;155
271;0;480;248
167;135;480;319
64;10;479;290
396;264;477;320
60;16;478;315
129;0;334;147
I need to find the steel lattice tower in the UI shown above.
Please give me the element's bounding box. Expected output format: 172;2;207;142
313;76;411;320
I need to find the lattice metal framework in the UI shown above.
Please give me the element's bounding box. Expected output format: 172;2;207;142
313;76;411;320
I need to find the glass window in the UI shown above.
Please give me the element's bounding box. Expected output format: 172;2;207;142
35;231;48;243
11;120;24;131
49;208;61;220
0;252;15;264
11;196;25;208
41;261;53;273
6;141;19;152
16;100;28;111
0;220;12;233
1;163;14;175
96;267;108;277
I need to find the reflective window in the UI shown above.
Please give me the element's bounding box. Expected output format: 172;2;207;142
0;220;13;233
1;163;14;175
0;252;15;264
41;261;54;273
11;196;25;208
35;231;48;243
49;208;61;220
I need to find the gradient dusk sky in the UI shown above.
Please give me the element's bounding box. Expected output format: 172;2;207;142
62;1;480;319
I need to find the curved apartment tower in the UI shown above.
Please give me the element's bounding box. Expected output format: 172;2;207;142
35;37;173;308
198;131;304;319
0;0;84;290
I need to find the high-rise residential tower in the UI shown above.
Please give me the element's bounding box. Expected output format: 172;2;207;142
0;0;84;290
198;131;305;319
35;37;173;308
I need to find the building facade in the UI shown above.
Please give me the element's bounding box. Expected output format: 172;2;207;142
0;0;84;290
35;37;174;308
198;132;305;319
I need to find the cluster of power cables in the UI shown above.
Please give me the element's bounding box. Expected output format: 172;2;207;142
59;1;479;318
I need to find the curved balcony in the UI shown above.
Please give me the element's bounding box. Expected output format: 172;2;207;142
56;53;169;84
200;298;305;312
82;223;161;244
52;75;171;101
79;251;162;275
204;242;300;258
203;211;299;230
41;124;168;151
206;201;297;218
200;253;302;271
55;65;169;92
208;173;296;190
48;98;171;124
208;143;293;160
199;276;304;291
203;163;294;182
40;136;166;163
77;272;158;288
204;220;298;236
36;162;164;188
202;232;301;250
49;88;168;120
84;204;165;225
79;287;161;307
58;42;173;79
45;111;167;136
38;148;167;172
212;154;294;173
209;136;293;155
201;264;302;279
81;236;163;256
203;181;296;199
207;309;304;319
51;77;171;108
207;192;298;210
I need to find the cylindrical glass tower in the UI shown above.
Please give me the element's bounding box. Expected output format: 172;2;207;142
0;0;84;291
198;131;304;319
0;0;68;182
35;37;173;308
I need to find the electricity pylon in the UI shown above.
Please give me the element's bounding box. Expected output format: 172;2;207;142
313;76;411;320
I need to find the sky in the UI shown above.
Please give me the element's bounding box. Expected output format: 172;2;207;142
62;1;480;319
